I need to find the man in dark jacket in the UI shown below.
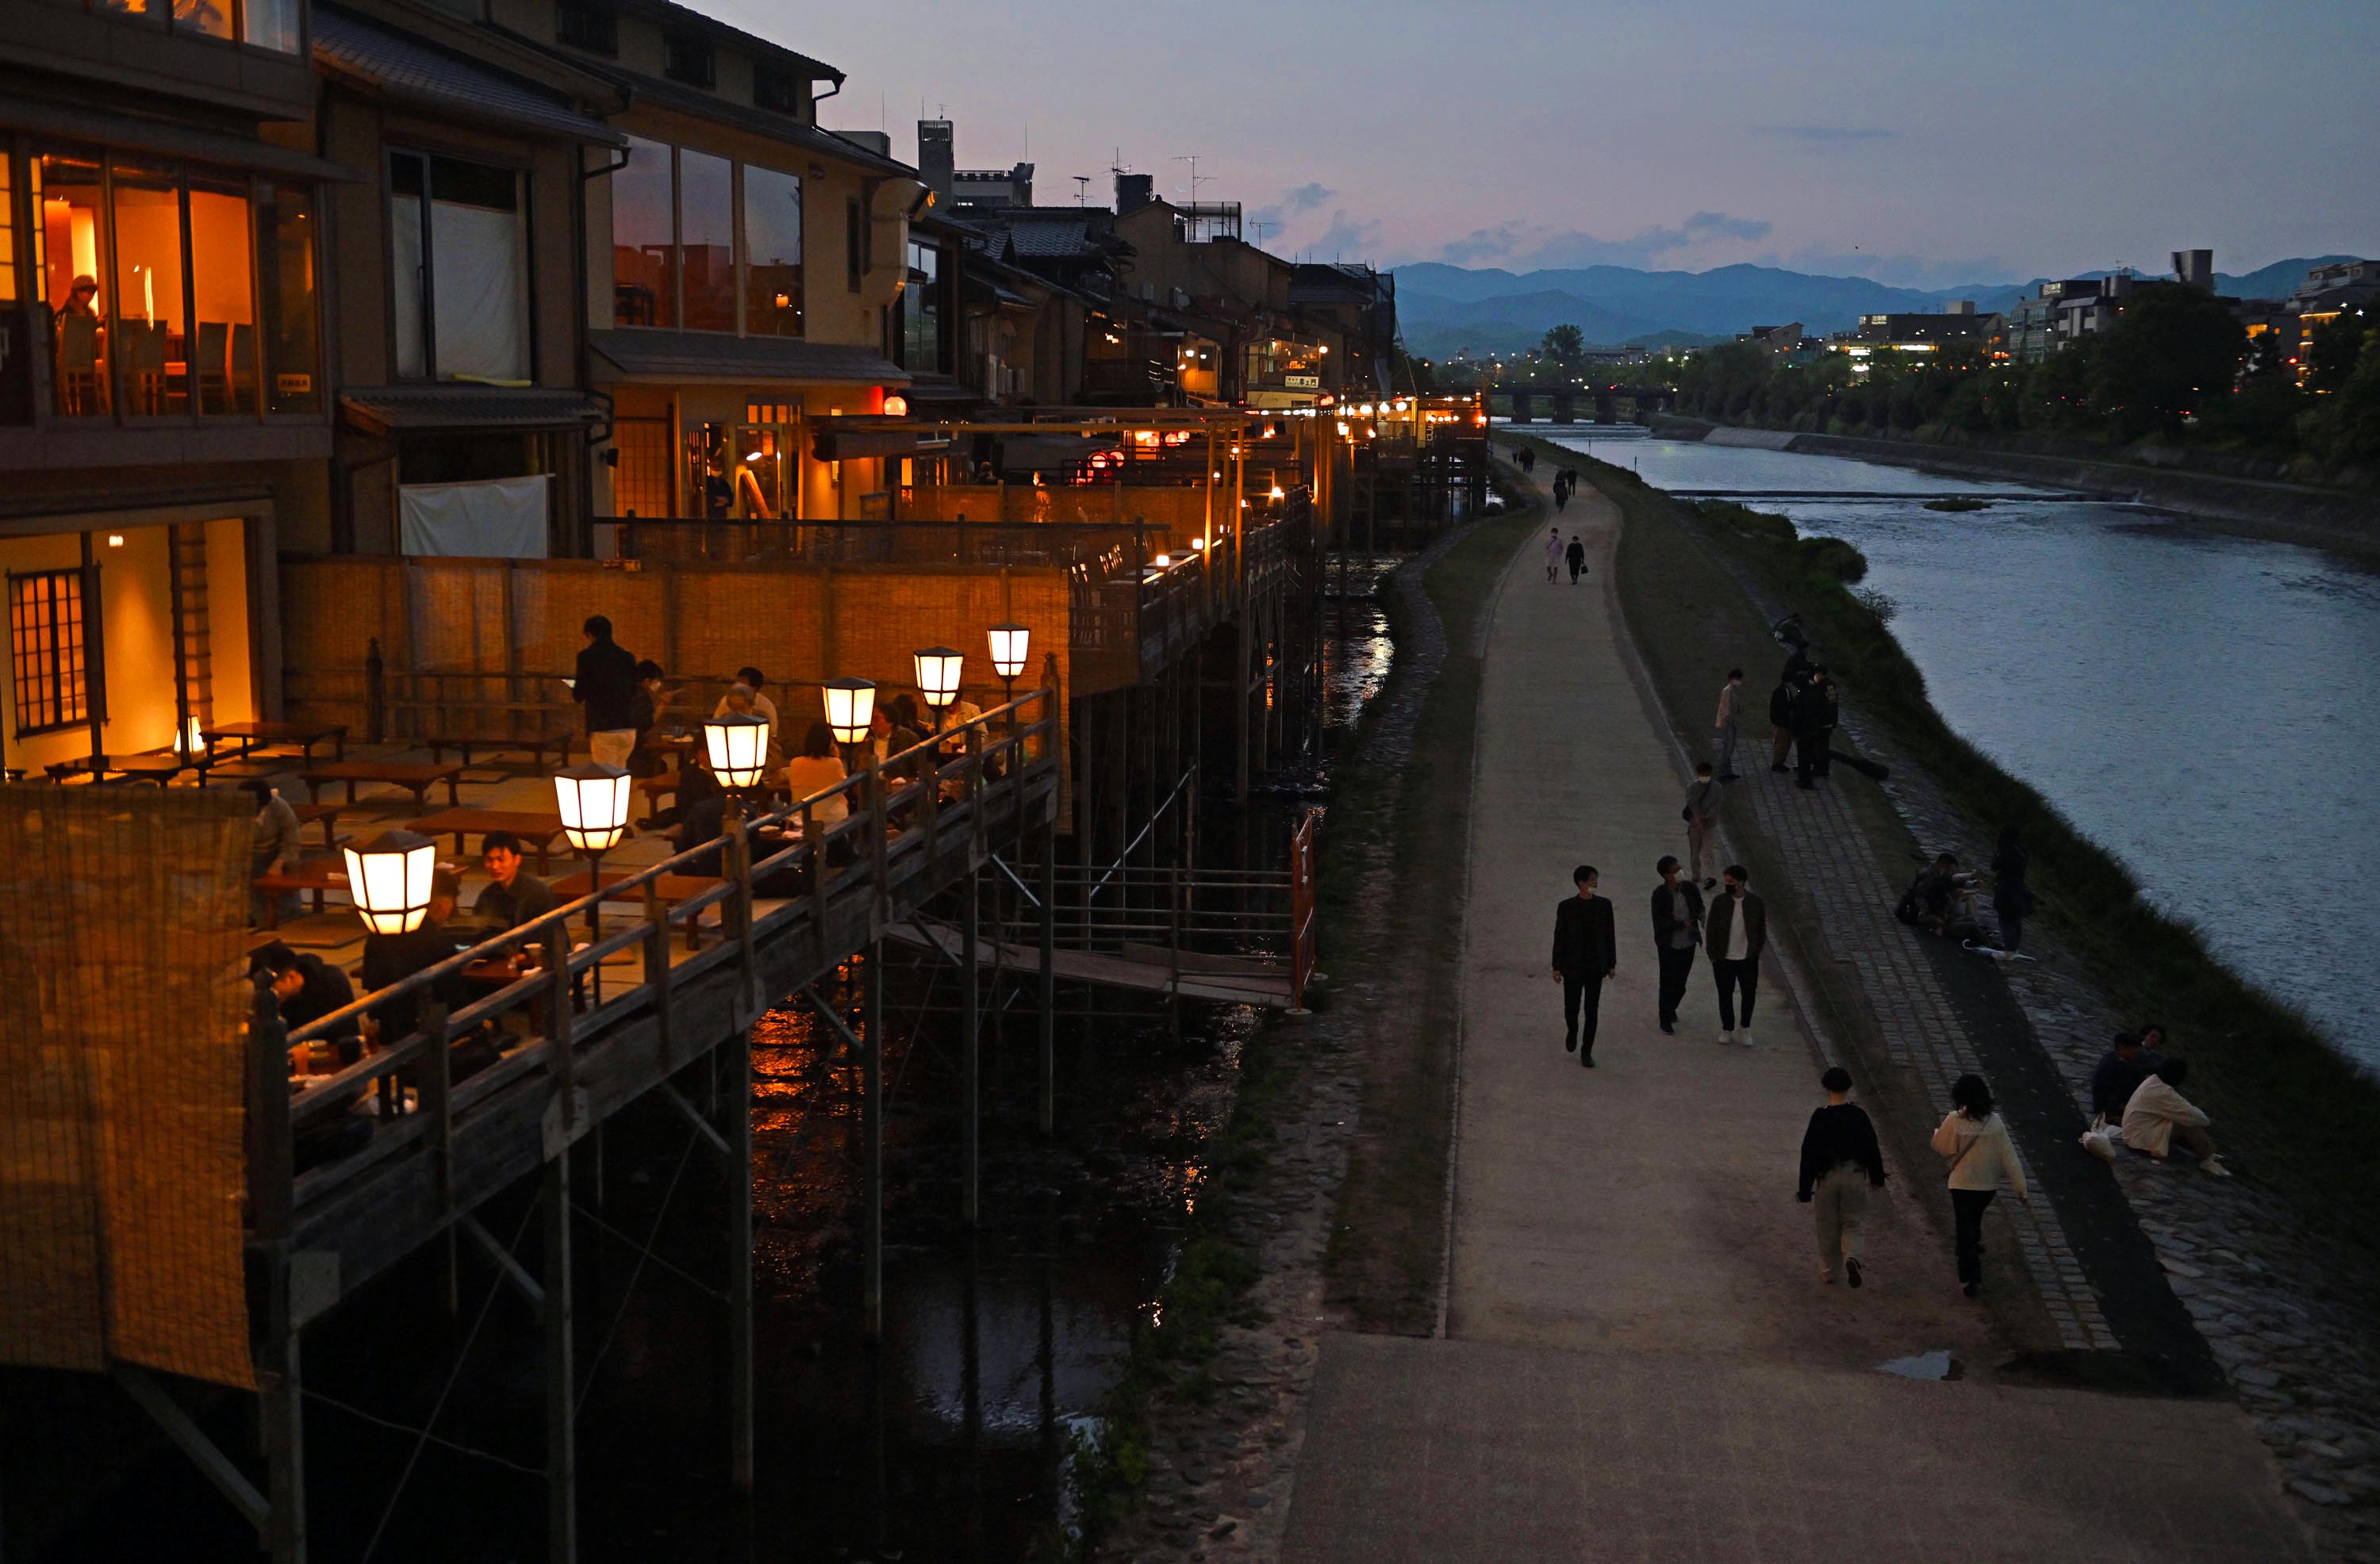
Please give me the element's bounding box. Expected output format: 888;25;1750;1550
1793;666;1838;789
361;870;472;1046
1564;533;1587;585
1550;864;1618;1065
575;613;639;769
1768;674;1798;773
1650;856;1705;1035
2090;1027;2169;1121
252;940;363;1065
1705;864;1768;1046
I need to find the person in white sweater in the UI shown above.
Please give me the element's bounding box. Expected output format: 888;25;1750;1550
2121;1058;2231;1178
1930;1073;2029;1298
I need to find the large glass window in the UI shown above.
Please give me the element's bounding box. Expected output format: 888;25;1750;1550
902;240;942;374
110;167;185;416
391;151;531;381
678;149;733;332
241;0;300;51
171;0;233;40
612;136;674;328
83;0;300;49
189;174;256;415
742;164;801;337
259;184;319;412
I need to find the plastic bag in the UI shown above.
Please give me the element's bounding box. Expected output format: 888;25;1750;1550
2079;1115;2120;1162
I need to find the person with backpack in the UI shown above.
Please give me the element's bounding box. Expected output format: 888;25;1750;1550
1929;1074;2029;1298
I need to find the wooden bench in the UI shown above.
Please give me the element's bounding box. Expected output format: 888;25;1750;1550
300;761;464;813
207;721;349;767
254;853;349;929
292;802;346;851
411;807;570;872
423;730;576;775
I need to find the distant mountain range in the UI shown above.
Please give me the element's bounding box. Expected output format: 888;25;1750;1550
1393;255;2360;358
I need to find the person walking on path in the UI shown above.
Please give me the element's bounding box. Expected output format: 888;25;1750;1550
1564;532;1587;585
1990;823;2032;952
575;613;639;769
1683;761;1722;887
1798;1066;1888;1286
1649;856;1704;1035
2121;1057;2232;1177
1705;863;1765;1046
1713;669;1745;780
1930;1074;2029;1298
1793;665;1838;790
1545;526;1564;582
1553;480;1570;516
1550;864;1617;1065
1768;669;1798;773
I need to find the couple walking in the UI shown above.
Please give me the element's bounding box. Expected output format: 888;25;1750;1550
1550;860;1767;1064
1545;526;1587;585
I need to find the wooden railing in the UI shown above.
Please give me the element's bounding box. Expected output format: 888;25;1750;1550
249;691;1059;1287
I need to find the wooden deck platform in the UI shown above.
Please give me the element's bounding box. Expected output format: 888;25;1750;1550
889;919;1296;1007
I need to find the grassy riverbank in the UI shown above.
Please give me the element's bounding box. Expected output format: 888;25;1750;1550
1575;449;2380;1260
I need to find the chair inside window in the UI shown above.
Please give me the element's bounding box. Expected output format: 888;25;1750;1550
196;320;229;413
229;323;259;414
118;321;170;415
55;313;107;416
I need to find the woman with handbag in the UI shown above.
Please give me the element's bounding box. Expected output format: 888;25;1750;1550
1929;1073;2028;1298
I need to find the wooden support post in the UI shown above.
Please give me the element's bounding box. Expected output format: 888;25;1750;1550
862;937;885;1341
542;1150;577;1564
726;1025;755;1493
962;851;980;1228
247;979;305;1564
1038;816;1056;1138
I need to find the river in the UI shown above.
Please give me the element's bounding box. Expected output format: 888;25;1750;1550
1530;424;2380;1073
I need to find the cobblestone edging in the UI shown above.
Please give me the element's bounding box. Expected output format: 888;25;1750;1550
1092;516;1486;1564
1656;493;2380;1560
1853;722;2380;1561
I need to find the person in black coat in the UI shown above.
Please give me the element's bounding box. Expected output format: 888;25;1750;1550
1564;533;1587;585
1649;856;1705;1035
1793;666;1838;789
1550;864;1618;1065
1768;674;1798;773
1798;1065;1888;1286
574;613;639;769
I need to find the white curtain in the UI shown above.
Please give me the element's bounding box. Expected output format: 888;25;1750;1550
400;475;549;558
431;201;528;382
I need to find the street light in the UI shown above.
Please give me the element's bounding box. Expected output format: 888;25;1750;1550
703;711;773;792
988;622;1029;727
554;761;632;939
822;677;877;767
344;830;437;936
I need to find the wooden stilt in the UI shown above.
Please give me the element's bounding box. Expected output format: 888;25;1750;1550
542;1152;577;1564
862;937;885;1341
962;857;980;1227
727;1028;755;1493
1038;820;1056;1137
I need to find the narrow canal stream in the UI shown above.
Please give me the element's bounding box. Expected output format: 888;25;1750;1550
1531;424;2380;1072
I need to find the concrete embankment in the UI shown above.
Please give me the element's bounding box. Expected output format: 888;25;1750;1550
1646;414;2380;558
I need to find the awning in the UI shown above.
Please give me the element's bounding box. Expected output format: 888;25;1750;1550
313;6;627;148
812;424;919;462
0;92;359;182
590;330;908;387
341;385;608;435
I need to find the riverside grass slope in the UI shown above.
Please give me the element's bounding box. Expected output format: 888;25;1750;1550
1563;443;2380;1267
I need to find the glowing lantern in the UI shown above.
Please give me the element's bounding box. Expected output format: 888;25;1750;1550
344;830;437;936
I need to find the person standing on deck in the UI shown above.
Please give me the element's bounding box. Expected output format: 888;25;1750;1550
575;614;639;769
1714;669;1745;781
1550;865;1617;1065
1798;1066;1887;1286
1650;856;1704;1036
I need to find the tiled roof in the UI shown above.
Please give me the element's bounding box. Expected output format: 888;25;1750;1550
340;385;608;434
590;330;908;385
314;7;624;147
1004;220;1107;259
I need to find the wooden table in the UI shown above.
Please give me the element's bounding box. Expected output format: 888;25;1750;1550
45;752;197;785
253;853;349;929
292;801;345;851
424;730;576;774
300;761;464;812
412;808;570;871
551;868;727;950
208;721;349;766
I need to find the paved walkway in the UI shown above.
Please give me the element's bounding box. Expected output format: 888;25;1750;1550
1278;473;2309;1562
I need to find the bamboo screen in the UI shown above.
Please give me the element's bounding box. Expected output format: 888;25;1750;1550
0;784;255;1390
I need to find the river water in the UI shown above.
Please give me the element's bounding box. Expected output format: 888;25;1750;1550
1530;425;2380;1072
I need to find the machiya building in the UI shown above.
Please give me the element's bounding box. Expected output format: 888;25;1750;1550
0;0;334;780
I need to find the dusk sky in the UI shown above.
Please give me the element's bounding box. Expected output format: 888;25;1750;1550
709;0;2380;288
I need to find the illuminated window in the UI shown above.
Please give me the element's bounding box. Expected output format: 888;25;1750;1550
10;569;94;736
743;164;801;336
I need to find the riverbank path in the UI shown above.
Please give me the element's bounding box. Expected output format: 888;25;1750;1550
1276;467;2307;1562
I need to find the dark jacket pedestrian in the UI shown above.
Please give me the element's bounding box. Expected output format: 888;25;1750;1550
1798;1067;1887;1286
2090;1034;2168;1121
1793;669;1838;788
1564;535;1587;584
1649;861;1703;1033
1990;825;2031;951
1706;868;1766;1044
1551;868;1618;1064
574;614;639;766
1768;677;1797;772
254;942;363;1064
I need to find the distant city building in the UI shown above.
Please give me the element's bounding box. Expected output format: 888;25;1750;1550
1736;322;1802;356
2173;249;2215;290
1852;301;1979;343
2000;274;2134;362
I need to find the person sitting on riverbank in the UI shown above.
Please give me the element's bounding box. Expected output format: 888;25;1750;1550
1897;854;1964;935
2120;1058;2232;1178
2091;1027;2169;1121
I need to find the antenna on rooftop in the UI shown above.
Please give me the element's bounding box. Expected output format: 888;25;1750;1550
1073;175;1090;207
1251;219;1273;246
1171;154;1204;205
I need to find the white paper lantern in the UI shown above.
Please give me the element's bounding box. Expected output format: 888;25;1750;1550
986;622;1031;680
554;761;632;853
912;646;964;713
344;830;437;936
704;712;773;791
821;677;877;748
